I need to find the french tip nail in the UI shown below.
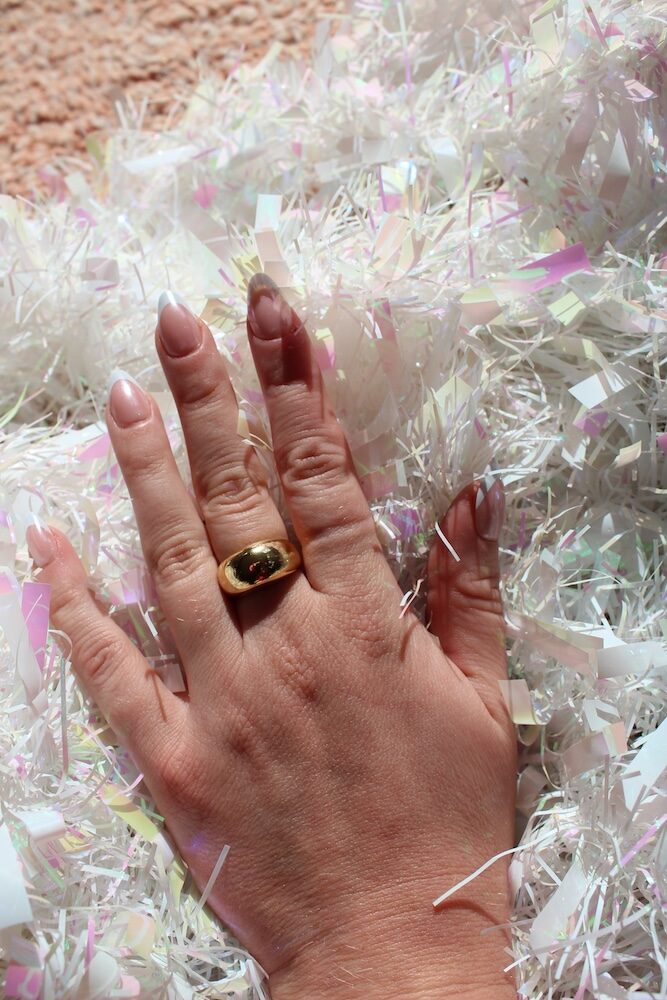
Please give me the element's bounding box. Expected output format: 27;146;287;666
157;290;187;318
475;475;505;542
158;290;178;318
475;472;499;509
107;368;136;398
247;272;279;303
26;520;56;567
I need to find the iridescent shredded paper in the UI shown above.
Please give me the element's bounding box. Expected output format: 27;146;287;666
1;0;666;996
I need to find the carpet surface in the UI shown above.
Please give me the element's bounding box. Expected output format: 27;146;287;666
0;0;345;199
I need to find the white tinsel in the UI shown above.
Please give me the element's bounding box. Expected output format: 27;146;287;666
0;0;666;996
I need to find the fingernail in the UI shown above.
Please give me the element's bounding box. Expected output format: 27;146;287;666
26;520;56;567
475;475;505;541
157;291;202;357
108;370;151;428
247;273;294;340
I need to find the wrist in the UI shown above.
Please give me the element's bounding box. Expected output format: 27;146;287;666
270;937;516;1000
271;965;515;1000
268;873;516;999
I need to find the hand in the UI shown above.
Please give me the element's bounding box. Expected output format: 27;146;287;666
28;275;517;999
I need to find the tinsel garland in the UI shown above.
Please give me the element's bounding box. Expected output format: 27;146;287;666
0;0;665;996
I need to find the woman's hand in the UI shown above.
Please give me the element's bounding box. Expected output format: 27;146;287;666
28;275;516;999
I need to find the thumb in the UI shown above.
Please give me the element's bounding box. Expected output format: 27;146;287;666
426;476;508;715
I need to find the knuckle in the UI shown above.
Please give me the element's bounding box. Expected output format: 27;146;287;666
277;651;320;707
178;374;224;414
77;629;126;687
119;442;168;485
224;703;266;767
278;433;348;494
147;530;214;590
321;516;378;554
157;745;206;804
450;567;504;616
336;601;399;661
354;621;398;661
198;462;265;520
50;583;85;623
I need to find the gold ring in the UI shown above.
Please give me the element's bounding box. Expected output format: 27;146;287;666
217;539;301;596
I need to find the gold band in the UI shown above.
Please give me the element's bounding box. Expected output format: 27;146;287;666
217;539;301;596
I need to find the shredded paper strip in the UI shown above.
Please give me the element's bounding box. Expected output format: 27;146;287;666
0;0;666;996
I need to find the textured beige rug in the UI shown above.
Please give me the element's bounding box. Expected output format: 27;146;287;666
0;0;345;199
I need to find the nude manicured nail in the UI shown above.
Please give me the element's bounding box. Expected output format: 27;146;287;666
474;475;505;541
157;291;202;357
108;370;151;427
247;273;294;340
26;522;56;566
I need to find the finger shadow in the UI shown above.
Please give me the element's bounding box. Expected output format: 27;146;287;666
398;614;422;662
235;570;305;634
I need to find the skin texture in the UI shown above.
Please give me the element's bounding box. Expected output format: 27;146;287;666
28;275;517;998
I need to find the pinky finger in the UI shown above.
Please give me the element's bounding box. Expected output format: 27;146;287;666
26;522;186;762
